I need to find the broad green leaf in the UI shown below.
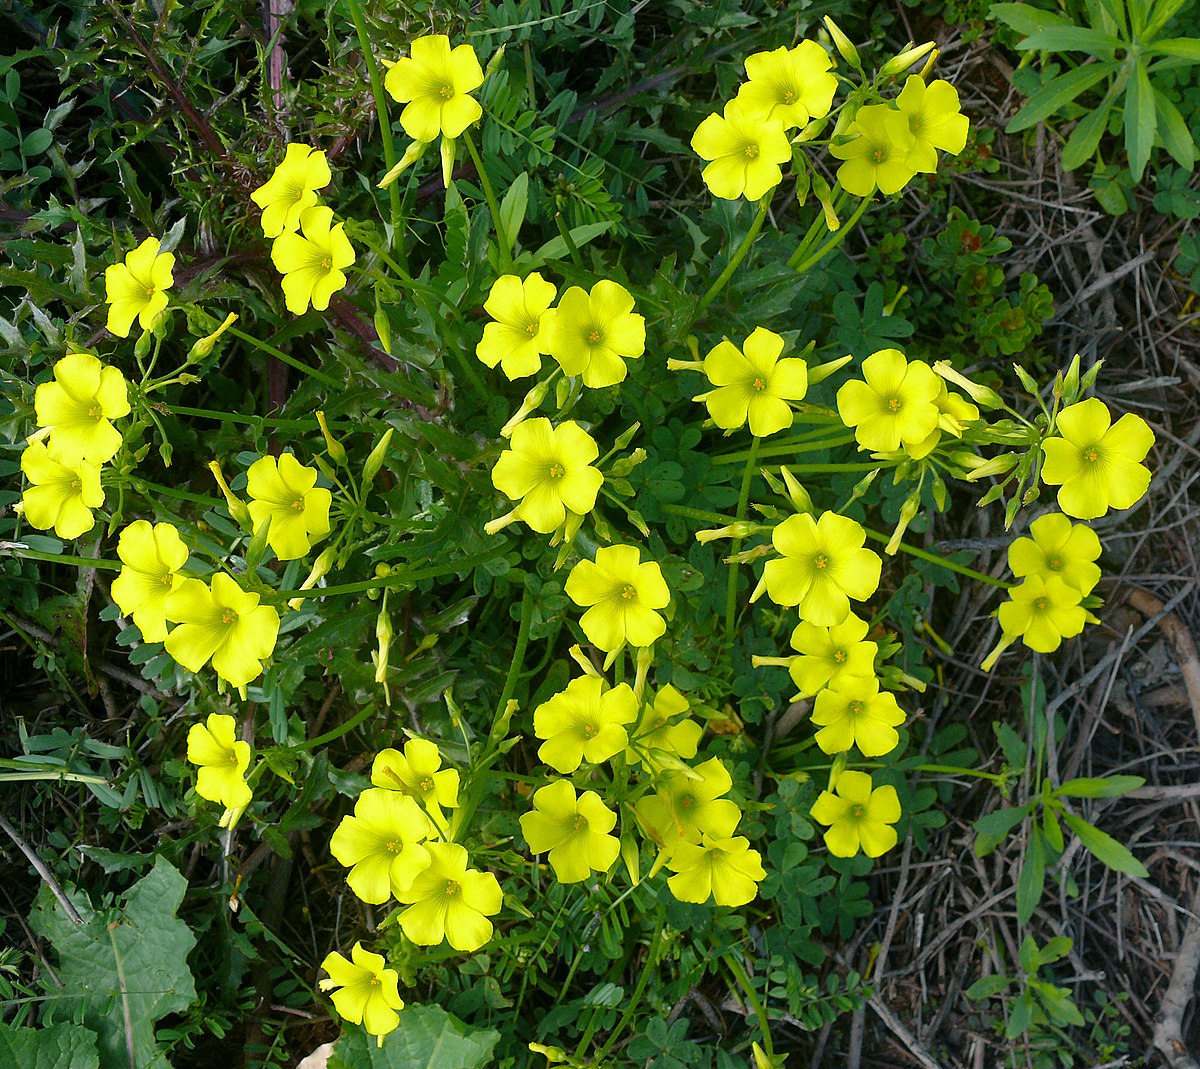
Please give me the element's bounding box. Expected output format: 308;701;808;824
1060;810;1149;876
1005;63;1116;133
1039;936;1074;964
1015;825;1045;925
1007;990;1034;1039
1042;806;1065;852
1061;98;1114;170
965;974;1010;999
329;1005;500;1069
1055;774;1145;798
993;720;1025;769
525;221;614;269
29;858;197;1069
1090;160;1135;214
1016;27;1123;55
1124;61;1157;181
498;172;529;253
974;805;1030;857
1088;0;1127;36
1154;89;1199;168
0;1021;99;1069
1149;38;1200;61
1017;933;1040;974
989;3;1075;35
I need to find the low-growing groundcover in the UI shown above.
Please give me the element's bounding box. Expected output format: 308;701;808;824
1;1;1197;1067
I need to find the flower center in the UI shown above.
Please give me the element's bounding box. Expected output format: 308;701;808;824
70;478;81;491
849;803;866;818
145;287;156;298
572;814;588;831
887;397;902;413
679;795;695;810
834;649;846;663
526;321;539;335
1034;596;1050;611
782;89;796;105
419;775;435;793
221;608;237;625
88;404;102;419
291;498;306;511
587;329;602;344
582;722;598;738
872;147;888;164
321;256;332;269
814;553;828;570
743;142;760;160
752;377;766;392
445;879;460;896
386;840;401;853
548;462;566;479
439;84;455;99
620;584;638;600
1048;557;1062;571
229;752;239;764
1082;447;1100;463
370;976;380;986
160;573;173;586
849;699;865;715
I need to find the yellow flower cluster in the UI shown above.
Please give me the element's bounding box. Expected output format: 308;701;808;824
185;713;253;827
250;144;355;314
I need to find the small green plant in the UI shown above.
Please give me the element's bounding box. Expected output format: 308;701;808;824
966;934;1083;1044
992;0;1200;197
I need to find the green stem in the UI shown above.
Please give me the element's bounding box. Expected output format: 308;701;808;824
2;549;121;572
228;326;342;390
662;503;734;526
290;703;377;751
723;952;774;1059
493;581;533;730
916;762;1004;784
786;189;846;270
711;433;856;466
162;405;344;429
345;0;404;255
725;436;761;645
462;130;514;273
789;195;872;275
696;195;771;317
861;526;1011;588
276;547;504;598
593;912;664;1062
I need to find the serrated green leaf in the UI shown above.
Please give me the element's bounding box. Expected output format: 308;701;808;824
1055;774;1145;797
1060;810;1149;875
1017;26;1122;54
1005;63;1116;132
29;858;197;1069
1124;62;1156;181
329;1005;500;1069
989;3;1075;35
0;1021;100;1069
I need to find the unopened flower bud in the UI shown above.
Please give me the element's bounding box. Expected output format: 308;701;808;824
696;521;757;544
208;460;252;530
187;312;238;362
501;379;550;438
879;41;936;78
362;427;393;488
377;140;427;189
440;136;457;189
885;492;921;555
374;604;393;685
807;353;853;386
288;547;335;610
315;410;347;466
932;361;1003;408
780;466;814;513
823;16;861;69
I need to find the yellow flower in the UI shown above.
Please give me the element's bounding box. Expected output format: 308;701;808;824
476;273;557;379
245;453;332;561
829;104;917;197
489;418;604;535
810;770;901;858
104;236;175;337
627;684;702;771
666;835;765;906
997;574;1088;654
250;143;332;238
370;739;460;826
785;613;878;697
110;520;188;642
395;842;502;952
894;76;969;173
520;779;620;883
33;353;130;464
546;280;645;388
735;41;838;129
836;348;941;454
811;675;905;756
635;757;741;852
269;205;355;315
319;942;404;1047
1040;398;1154;519
384;35;484;142
564;545;670;652
904;381;980;460
690;98;792;201
694;327;808;437
1008;513;1101;596
329;788;432;904
19;441;104;539
186;713;252;810
533;677;638;774
164;573;280;688
754;511;881;625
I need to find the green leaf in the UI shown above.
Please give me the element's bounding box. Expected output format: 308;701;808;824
1007;990;1034;1039
1006;63;1115;132
1154;90;1199;169
1061;98;1113;170
1144;0;1192;39
1060;810;1149;876
1016;825;1045;925
1038;935;1073;964
329;1006;500;1069
0;1021;99;1069
965;974;1010;999
1150;38;1200;61
1016;27;1122;55
1090;160;1135;214
1124;61;1157;181
989;3;1075;35
29;858;197;1069
525;221;614;269
1055;774;1145;798
993;720;1025;769
498;171;529;252
974;805;1030;857
22;128;52;156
